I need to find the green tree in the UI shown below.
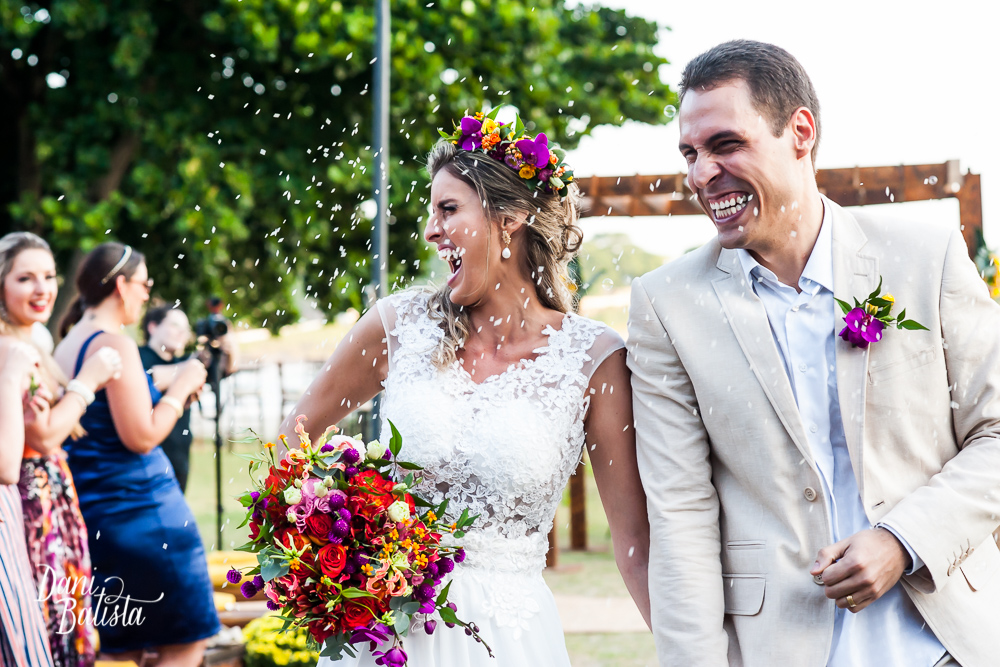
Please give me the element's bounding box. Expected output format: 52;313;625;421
1;0;676;330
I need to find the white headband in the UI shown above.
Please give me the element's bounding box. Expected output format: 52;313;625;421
100;245;132;285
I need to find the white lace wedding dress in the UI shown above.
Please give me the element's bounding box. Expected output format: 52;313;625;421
319;290;624;667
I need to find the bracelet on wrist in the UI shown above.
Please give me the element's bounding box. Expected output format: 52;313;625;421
159;395;184;418
65;380;96;406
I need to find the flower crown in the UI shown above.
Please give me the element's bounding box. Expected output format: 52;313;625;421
439;106;575;198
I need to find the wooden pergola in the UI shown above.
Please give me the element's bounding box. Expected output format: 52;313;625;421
549;161;984;564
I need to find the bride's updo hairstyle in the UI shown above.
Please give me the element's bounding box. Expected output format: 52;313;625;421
425;120;583;369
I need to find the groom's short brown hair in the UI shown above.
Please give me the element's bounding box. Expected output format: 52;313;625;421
679;40;822;163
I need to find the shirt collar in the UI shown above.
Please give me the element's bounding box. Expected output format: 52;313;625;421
736;199;833;293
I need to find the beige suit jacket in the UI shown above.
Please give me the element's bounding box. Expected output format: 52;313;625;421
627;199;1000;667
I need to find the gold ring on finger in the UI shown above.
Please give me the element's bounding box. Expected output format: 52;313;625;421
846;594;857;609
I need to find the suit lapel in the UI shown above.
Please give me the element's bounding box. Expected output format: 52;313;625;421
830;201;878;494
712;250;814;466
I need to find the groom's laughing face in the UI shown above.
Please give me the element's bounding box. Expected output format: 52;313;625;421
678;79;808;252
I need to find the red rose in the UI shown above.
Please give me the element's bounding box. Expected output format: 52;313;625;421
343;600;376;629
305;513;334;541
317;543;348;579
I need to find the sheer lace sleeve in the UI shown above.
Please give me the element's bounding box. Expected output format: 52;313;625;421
376;289;437;375
580;326;626;383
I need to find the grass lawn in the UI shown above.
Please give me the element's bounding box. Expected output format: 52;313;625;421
185;439;657;665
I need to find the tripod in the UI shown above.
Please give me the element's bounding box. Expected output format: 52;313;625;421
204;344;225;550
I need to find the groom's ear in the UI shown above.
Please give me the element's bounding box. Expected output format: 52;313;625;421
788;106;817;164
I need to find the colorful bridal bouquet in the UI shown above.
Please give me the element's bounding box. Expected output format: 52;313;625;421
231;417;491;666
836;277;928;348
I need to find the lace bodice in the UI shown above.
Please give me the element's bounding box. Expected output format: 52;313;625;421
376;290;623;573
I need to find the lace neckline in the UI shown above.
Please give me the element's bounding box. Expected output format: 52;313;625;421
453;311;573;387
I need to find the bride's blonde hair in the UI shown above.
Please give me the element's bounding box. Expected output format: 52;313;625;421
424;141;583;369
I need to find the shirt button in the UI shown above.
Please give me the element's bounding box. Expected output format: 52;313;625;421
791;306;800;312
813;573;825;585
809;424;819;433
798;363;807;373
803;487;818;502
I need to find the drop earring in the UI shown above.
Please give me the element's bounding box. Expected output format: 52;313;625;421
501;230;512;259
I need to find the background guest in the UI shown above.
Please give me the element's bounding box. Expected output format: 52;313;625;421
54;242;219;667
0;232;123;667
139;304;195;492
0;337;54;667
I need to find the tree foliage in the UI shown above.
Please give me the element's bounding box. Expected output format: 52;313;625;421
1;0;676;329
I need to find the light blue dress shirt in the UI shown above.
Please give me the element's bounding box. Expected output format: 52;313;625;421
735;203;946;667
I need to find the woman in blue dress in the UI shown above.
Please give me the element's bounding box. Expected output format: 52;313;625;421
53;243;219;666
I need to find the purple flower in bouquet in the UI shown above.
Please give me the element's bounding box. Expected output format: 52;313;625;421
240;581;258;598
413;583;435;602
839;307;884;348
424;620;437;635
454;548;467;564
266;599;280;611
252;575;264;589
328;489;347;511
438;556;455;574
458;116;483;150
226;568;242;584
515;133;550;168
332;519;351;538
374;647;407;667
351;623;391;652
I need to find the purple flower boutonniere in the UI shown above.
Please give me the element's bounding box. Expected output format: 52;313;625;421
835;277;929;348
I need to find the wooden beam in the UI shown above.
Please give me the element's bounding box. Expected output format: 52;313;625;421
575;161;983;258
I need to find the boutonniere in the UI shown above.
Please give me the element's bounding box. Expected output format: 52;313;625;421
835;278;928;348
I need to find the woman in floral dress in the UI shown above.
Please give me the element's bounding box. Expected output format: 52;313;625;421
0;232;121;667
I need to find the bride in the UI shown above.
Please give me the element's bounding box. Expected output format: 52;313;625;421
279;108;650;665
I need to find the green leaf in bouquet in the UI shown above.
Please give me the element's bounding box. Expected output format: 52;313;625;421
898;319;929;331
454;531;465;538
396;461;424;471
389;420;403;458
435;580;453;606
261;556;290;582
234;540;259;553
389;595;408;611
413;496;434;509
834;298;853;315
402;472;415;488
438;605;461;625
486;106;502;121
340;587;376;600
236;513;251;529
401;601;421;615
393;612;410;635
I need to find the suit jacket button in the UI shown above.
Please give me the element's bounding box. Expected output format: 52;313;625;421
803;487;818;502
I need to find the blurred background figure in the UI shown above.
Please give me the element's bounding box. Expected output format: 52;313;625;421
140;304;196;492
0;231;122;667
55;242;219;667
0;336;54;667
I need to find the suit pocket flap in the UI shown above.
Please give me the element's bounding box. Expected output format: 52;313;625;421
960;535;1000;592
722;574;765;615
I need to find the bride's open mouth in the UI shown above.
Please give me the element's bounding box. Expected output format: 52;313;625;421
708;192;753;225
438;246;466;286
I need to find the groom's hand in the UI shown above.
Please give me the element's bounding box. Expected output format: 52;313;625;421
810;528;911;613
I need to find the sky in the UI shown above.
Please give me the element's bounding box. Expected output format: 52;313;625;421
567;0;999;260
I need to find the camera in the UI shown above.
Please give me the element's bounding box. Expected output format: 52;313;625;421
195;297;230;346
195;313;229;342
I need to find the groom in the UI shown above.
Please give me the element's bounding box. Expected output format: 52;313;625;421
628;40;1000;667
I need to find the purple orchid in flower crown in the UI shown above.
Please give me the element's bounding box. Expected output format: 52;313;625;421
835;277;928;349
515;132;550;168
458;116;483;150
